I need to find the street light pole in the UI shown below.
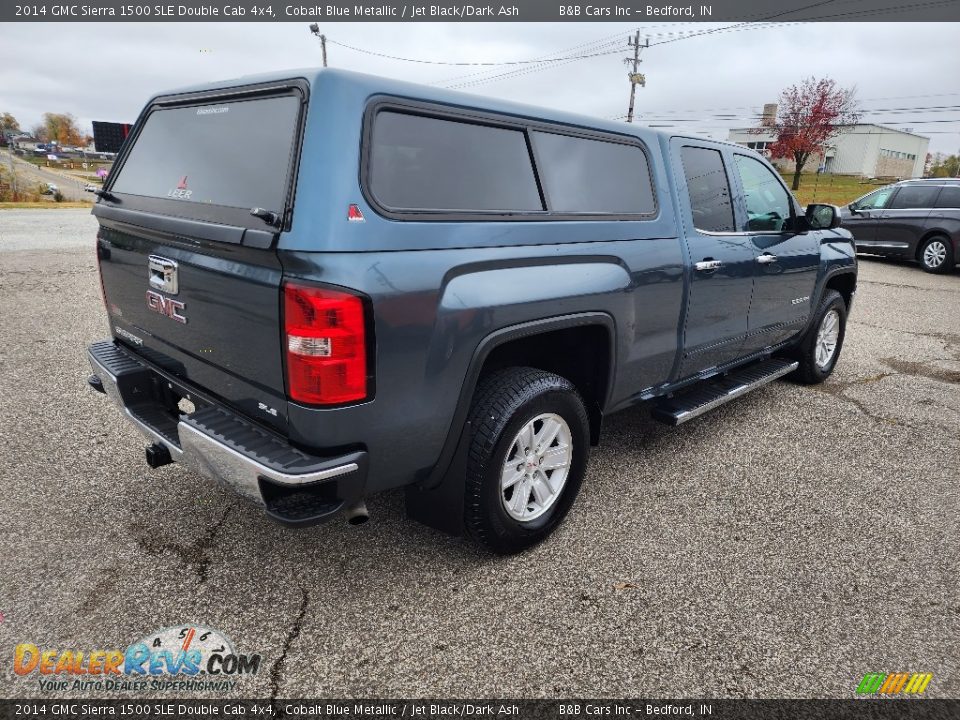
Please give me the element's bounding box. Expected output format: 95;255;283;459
309;24;328;67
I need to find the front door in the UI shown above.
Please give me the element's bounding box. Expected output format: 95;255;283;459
843;185;896;249
730;152;820;353
672;141;756;378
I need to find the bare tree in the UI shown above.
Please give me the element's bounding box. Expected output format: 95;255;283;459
31;124;49;143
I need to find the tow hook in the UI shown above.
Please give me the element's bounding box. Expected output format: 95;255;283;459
145;443;173;469
87;374;106;394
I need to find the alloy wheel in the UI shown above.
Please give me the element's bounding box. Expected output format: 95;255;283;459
500;413;573;522
923;240;947;269
815;309;841;369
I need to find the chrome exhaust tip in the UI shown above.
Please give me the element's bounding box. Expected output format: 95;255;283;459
344;500;369;526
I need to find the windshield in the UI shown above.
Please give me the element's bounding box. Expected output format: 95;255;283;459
111;94;300;214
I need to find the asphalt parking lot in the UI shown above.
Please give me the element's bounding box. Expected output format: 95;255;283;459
1;209;957;699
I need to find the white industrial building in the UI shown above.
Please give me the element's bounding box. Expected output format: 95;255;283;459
727;108;929;179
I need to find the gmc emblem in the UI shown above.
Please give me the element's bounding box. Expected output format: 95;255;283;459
146;289;187;324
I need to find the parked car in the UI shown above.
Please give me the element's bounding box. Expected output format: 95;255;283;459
86;69;857;554
843;178;960;273
41;182;58;195
83;183;97;193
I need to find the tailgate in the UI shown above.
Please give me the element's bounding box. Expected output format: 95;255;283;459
93;82;307;434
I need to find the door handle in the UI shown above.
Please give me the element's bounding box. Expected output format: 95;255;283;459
694;259;722;272
756;253;778;264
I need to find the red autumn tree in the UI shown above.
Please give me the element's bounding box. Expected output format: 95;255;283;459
765;77;859;190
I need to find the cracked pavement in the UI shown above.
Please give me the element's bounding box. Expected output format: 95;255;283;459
1;210;957;699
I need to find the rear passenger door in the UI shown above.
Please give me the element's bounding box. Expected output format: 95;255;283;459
730;152;819;353
672;140;756;377
879;185;940;256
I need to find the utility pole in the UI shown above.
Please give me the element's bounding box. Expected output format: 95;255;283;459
309;24;328;67
624;31;648;123
6;144;18;199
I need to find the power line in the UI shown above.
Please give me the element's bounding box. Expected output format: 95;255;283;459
325;37;627;66
443;24;784;90
440;36;629;89
443;1;941;92
633;111;960;123
614;104;960;125
441;24;794;91
636;127;960;135
433;34;625;87
645;0;842;48
444;44;622;90
322;21;703;85
609;95;960;120
632;118;960;125
436;20;801;91
320;0;956;93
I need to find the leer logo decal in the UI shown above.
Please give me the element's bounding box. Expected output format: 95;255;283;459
167;175;192;200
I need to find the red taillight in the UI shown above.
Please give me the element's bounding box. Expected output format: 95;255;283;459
283;282;368;406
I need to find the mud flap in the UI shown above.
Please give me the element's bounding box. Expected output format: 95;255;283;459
404;421;472;536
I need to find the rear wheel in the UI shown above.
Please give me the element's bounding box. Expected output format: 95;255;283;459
788;289;847;385
464;367;589;555
919;235;954;274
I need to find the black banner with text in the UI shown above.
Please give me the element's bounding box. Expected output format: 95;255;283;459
5;0;960;23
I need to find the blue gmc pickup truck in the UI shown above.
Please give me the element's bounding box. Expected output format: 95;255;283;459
87;69;856;554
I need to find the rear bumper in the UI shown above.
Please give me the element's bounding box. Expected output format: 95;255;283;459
87;340;367;526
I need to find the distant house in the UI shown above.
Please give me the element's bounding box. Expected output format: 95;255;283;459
728;114;930;179
11;134;40;150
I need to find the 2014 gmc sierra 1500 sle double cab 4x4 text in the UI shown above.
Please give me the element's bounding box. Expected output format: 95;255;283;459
87;69;856;554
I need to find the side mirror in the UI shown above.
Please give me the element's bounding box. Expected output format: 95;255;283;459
806;203;842;230
847;203;859;214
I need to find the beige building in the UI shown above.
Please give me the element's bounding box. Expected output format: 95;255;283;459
727;123;929;179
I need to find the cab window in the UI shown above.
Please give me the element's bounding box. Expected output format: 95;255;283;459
679;146;735;233
733;154;792;232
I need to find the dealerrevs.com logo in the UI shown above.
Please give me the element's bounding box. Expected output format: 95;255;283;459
14;625;261;693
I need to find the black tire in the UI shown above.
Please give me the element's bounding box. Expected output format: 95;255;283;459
464;367;590;555
788;289;847;385
918;235;955;274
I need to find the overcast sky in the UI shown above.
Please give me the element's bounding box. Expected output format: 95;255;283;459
2;21;958;154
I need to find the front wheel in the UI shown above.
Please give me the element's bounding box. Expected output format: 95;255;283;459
464;367;590;555
788;289;848;385
919;236;954;274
